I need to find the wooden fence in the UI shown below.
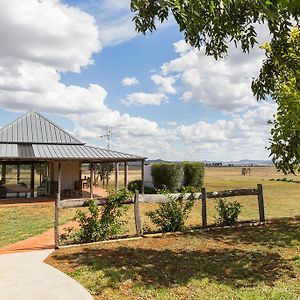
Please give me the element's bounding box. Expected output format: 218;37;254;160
54;184;265;248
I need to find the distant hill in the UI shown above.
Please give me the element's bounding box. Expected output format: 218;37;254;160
146;159;169;164
144;159;273;166
227;159;273;166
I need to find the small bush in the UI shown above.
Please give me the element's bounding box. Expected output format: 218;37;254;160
151;163;184;192
61;189;132;244
183;162;205;189
215;198;242;226
128;180;142;192
146;192;195;232
128;180;155;194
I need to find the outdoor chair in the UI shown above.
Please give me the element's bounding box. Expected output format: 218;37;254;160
74;180;82;198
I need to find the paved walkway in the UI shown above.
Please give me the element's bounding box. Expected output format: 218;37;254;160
0;250;93;300
0;188;110;298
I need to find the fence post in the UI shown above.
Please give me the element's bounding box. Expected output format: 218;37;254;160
134;190;143;236
257;184;265;222
54;200;59;249
201;187;207;228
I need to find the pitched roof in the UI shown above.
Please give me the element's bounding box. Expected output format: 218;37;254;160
0;111;146;161
0;110;83;144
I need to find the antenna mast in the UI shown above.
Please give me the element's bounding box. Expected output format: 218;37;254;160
98;126;114;150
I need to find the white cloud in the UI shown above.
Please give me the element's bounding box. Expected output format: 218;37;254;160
0;0;169;159
0;0;104;114
173;102;276;161
121;92;168;106
151;74;177;94
167;121;177;126
121;76;139;86
76;0;177;47
0;0;100;72
161;39;266;112
99;14;138;47
77;0;138;47
0;1;276;161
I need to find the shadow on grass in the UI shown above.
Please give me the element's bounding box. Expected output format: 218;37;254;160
204;218;300;248
53;246;294;291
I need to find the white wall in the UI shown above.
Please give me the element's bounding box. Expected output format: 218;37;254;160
144;164;154;188
52;160;81;190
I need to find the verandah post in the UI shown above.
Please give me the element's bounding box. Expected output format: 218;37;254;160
257;184;265;222
54;161;61;249
201;187;207;228
124;161;128;189
90;162;93;199
115;162;119;190
134;190;143;236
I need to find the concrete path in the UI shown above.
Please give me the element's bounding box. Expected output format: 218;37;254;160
0;250;93;300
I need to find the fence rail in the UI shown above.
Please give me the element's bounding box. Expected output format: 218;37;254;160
54;184;265;248
135;183;265;236
60;197;133;209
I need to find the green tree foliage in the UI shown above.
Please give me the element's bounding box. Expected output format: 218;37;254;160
253;28;300;174
151;162;205;192
151;163;184;192
131;0;300;59
92;162;114;187
270;79;300;174
131;1;300;173
183;162;205;189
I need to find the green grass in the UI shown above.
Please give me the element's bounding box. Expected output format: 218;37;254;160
1;166;299;248
132;167;300;234
46;218;300;300
0;204;76;247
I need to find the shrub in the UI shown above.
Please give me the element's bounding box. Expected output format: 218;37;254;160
62;189;132;243
151;163;184;192
128;180;142;192
127;179;156;194
183;162;205;189
215;198;242;226
146;192;195;232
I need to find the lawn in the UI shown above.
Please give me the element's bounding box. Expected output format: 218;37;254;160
131;166;300;234
1;166;299;248
46;218;300;300
0;204;76;247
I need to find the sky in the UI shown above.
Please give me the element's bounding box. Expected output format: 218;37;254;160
0;0;276;161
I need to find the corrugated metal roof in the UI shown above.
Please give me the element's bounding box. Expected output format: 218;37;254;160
0;143;144;161
18;144;35;158
0;144;18;157
0;110;83;144
0;110;146;161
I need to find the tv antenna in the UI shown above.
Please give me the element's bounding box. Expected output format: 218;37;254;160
98;126;114;150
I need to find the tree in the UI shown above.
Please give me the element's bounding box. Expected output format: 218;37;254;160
130;0;300;173
92;163;114;187
256;28;300;174
131;0;299;58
